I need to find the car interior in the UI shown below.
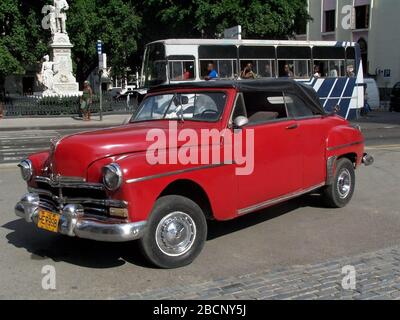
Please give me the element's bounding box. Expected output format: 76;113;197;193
231;90;318;126
233;91;288;125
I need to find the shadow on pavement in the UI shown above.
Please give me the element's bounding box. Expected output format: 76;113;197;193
2;219;152;269
207;192;328;241
3;193;327;269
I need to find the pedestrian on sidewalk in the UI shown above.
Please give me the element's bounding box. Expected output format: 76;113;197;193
80;81;93;121
0;96;4;119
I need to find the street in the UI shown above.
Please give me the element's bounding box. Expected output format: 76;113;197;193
0;112;399;299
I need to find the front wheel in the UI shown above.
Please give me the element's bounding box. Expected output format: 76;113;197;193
322;158;356;208
139;195;207;269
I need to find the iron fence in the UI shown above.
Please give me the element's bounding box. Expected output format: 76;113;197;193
1;93;138;118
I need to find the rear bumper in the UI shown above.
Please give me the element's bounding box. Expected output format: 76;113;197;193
15;193;147;242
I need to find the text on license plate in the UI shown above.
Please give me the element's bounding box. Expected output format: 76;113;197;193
38;210;60;233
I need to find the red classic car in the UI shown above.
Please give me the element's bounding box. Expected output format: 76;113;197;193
15;79;373;268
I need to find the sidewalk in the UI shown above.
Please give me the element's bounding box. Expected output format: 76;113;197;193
117;245;400;300
0;111;399;131
352;110;400;130
0;114;130;131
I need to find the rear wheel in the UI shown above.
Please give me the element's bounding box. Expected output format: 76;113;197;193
139;195;207;269
322;158;355;208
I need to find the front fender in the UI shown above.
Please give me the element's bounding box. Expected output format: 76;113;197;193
326;125;365;166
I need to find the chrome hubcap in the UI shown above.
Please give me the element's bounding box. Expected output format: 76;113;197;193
337;168;352;199
155;212;196;256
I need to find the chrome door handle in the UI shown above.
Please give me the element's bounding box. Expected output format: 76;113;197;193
286;123;298;130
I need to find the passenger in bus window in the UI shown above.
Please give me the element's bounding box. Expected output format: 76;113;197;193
205;62;218;80
259;61;273;78
329;61;339;77
283;64;294;78
347;65;355;77
313;65;321;78
240;63;257;79
183;68;190;80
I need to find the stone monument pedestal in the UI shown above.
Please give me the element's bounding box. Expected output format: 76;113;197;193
47;33;80;96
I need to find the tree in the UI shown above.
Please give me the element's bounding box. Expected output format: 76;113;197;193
67;0;141;87
0;0;141;91
142;0;310;40
0;0;47;93
1;0;309;93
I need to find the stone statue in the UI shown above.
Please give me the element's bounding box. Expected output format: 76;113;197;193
54;0;69;34
40;55;58;93
48;5;57;35
38;1;79;96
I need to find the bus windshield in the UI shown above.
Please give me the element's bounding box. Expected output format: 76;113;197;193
131;92;227;123
143;43;167;87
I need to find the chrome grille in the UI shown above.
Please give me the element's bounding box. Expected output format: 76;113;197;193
30;176;126;217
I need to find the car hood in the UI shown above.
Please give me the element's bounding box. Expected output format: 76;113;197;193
50;121;217;177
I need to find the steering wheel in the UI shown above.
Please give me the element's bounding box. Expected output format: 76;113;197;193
200;109;219;117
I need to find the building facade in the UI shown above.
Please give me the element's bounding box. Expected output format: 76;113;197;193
298;0;400;96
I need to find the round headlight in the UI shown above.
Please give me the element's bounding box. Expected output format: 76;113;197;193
18;159;33;181
102;163;123;191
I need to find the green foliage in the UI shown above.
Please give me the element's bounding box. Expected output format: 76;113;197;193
0;0;47;80
142;0;310;40
0;0;309;88
67;0;141;83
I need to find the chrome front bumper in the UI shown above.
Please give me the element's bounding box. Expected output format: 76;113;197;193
15;193;147;242
362;153;374;166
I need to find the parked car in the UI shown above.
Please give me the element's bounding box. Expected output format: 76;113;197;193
364;78;380;110
108;87;122;98
15;79;373;269
390;82;400;112
119;85;137;95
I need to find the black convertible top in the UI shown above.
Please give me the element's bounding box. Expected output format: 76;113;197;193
148;79;326;115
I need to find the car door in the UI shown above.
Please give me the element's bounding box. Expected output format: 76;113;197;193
233;91;303;214
284;92;328;189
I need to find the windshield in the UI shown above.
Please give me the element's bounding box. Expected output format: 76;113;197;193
142;43;167;87
131;92;227;123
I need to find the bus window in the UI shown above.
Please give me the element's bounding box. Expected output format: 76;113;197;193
199;45;237;79
312;46;346;78
313;60;345;77
168;56;195;81
199;60;237;79
277;46;311;78
143;43;167;87
346;47;356;77
238;46;276;78
239;60;275;78
257;60;275;78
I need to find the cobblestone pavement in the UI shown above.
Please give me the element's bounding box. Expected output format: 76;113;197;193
118;246;400;300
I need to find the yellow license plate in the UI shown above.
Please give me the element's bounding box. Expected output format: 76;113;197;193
38;210;60;233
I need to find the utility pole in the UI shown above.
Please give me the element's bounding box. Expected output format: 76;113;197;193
97;40;105;121
99;69;103;121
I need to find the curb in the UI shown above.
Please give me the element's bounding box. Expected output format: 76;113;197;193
0;124;123;132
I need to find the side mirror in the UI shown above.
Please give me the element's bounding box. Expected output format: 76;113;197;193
233;116;249;129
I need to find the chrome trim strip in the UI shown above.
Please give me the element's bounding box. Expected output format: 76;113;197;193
326;156;337;185
327;141;364;152
28;187;127;208
35;176;104;190
237;182;325;216
126;163;228;184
